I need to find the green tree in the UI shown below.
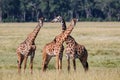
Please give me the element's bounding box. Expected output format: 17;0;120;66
0;0;120;22
1;0;20;22
0;0;2;22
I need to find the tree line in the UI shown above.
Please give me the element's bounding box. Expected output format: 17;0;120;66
0;0;120;22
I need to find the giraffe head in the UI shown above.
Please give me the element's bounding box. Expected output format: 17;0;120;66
51;16;62;23
38;17;44;26
70;18;77;26
61;18;66;32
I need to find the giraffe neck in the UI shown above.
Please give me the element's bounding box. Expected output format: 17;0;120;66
61;24;74;41
26;24;41;44
55;23;74;46
62;18;76;40
61;19;66;32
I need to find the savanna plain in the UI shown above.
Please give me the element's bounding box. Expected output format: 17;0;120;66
0;22;120;80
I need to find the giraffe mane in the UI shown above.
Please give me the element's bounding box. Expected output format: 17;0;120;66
61;18;67;31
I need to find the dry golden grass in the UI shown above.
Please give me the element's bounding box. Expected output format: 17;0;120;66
0;68;120;80
0;22;120;80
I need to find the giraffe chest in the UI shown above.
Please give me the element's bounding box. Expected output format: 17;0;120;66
46;45;62;57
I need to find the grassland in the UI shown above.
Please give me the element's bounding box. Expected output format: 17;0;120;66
0;22;120;80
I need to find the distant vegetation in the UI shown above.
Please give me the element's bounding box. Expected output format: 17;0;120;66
0;0;120;22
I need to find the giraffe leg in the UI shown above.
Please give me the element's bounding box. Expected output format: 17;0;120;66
59;57;62;70
30;45;36;74
79;58;89;72
42;58;46;71
30;52;35;74
42;55;51;71
73;58;76;71
45;56;51;70
17;54;21;73
67;56;70;72
17;53;24;74
23;56;28;73
59;45;64;70
30;57;33;74
56;55;59;70
59;53;63;70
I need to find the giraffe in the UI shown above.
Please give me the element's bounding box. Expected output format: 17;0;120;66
51;16;62;23
16;18;44;74
62;19;89;72
42;18;77;71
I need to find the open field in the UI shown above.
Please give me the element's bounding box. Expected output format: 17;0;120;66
0;22;120;80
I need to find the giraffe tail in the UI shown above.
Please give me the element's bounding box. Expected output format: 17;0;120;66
84;48;89;71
